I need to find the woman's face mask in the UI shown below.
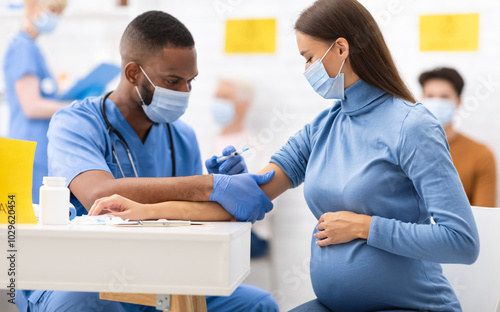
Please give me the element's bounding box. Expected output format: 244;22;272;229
211;98;235;126
304;41;346;100
34;11;60;34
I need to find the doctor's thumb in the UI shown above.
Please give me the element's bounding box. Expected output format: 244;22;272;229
205;156;219;169
253;170;276;186
222;145;236;156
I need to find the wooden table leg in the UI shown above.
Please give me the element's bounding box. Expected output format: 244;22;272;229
171;295;207;312
99;292;207;312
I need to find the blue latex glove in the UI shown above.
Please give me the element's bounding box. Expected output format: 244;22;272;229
205;145;248;175
210;171;275;222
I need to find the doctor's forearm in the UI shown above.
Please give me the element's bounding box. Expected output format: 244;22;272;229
71;170;215;211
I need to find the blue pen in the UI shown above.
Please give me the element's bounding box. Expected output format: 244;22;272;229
216;148;251;163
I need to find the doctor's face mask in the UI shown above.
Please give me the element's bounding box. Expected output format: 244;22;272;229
135;66;190;124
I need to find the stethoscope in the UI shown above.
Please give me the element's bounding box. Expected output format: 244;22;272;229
100;91;176;178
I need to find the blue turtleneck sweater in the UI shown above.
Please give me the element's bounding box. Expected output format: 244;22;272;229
271;80;479;311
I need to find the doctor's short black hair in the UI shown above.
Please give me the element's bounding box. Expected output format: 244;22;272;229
120;10;194;60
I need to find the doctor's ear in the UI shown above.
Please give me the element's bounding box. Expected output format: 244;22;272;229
124;62;141;85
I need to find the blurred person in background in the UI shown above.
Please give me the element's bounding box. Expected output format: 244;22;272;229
211;78;253;158
420;67;497;207
209;78;271;259
3;0;68;203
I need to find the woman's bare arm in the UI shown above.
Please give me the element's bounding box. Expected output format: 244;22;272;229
89;194;235;221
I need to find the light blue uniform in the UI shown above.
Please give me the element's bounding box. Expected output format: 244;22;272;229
271;80;479;312
15;95;278;312
49;96;203;216
3;31;59;204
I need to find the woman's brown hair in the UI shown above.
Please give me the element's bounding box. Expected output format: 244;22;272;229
295;0;416;103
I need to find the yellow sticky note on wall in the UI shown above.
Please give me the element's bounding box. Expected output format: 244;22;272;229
225;18;276;53
0;138;38;224
420;13;479;51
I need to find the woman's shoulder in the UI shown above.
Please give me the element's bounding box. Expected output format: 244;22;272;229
7;32;38;53
385;95;438;128
4;32;40;71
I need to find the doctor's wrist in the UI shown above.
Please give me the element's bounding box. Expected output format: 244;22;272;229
177;175;215;202
202;174;217;201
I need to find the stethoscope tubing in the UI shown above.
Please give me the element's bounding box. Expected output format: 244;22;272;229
100;91;176;178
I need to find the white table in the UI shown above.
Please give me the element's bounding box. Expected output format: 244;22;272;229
0;222;251;311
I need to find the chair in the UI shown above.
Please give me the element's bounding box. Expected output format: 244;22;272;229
442;207;500;312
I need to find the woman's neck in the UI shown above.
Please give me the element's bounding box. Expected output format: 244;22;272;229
221;119;245;135
21;19;39;40
344;69;360;89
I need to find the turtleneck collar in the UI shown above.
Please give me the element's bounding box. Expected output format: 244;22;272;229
340;80;389;116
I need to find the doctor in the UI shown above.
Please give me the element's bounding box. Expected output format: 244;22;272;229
15;10;278;312
3;0;68;203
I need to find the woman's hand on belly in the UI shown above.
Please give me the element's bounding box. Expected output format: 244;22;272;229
315;211;372;246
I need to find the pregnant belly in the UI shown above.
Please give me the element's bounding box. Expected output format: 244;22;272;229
309;230;459;312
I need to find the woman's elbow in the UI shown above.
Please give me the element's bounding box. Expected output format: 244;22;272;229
458;236;480;265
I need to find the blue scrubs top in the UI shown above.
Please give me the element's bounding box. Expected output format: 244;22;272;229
271;80;479;312
46;95;202;216
3;31;58;204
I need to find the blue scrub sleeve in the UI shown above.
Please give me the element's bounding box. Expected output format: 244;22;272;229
5;38;38;82
270;124;312;188
367;106;480;264
170;120;203;176
191;135;203;176
47;106;112;186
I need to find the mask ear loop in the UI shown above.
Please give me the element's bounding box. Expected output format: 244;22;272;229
136;65;156;106
135;86;146;106
336;59;346;77
320;41;346;78
139;65;156;88
320;41;336;61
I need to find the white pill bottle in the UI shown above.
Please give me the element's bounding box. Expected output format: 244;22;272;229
39;177;70;225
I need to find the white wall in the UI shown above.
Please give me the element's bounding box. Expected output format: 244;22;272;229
1;1;499;311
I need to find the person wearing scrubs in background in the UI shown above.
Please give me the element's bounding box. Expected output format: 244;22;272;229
419;67;497;207
3;0;68;203
210;78;271;258
92;1;480;311
14;10;278;312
